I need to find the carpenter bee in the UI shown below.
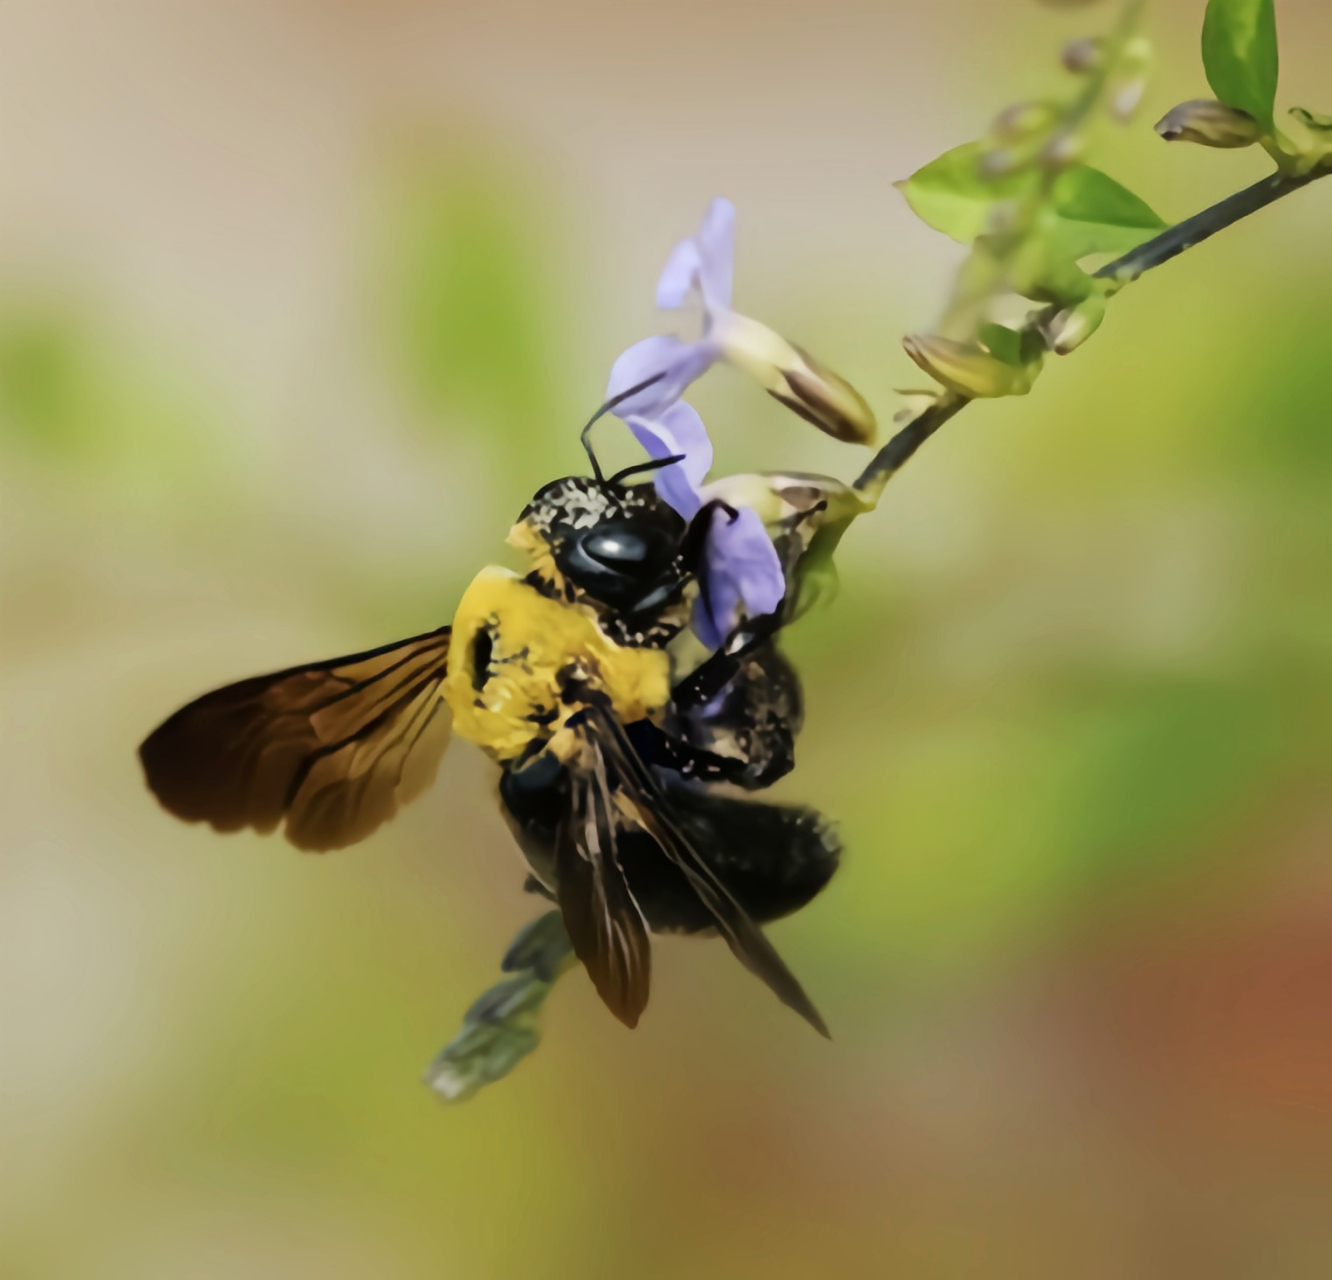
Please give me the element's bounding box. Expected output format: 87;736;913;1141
139;381;840;1036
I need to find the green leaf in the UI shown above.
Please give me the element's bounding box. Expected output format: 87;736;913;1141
897;144;1032;243
1202;0;1279;130
793;518;850;618
1291;106;1332;132
978;322;1023;366
1047;166;1168;259
899;144;1165;258
1009;237;1097;308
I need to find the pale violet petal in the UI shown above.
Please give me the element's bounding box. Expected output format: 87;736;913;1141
625;413;703;519
606;335;718;418
652;400;713;489
656;237;703;309
693;505;784;649
695;198;735;311
692;573;734;651
624;401;712;518
653;458;703;519
717;505;784;617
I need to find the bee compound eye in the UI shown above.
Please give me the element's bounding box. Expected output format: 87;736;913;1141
582;528;652;567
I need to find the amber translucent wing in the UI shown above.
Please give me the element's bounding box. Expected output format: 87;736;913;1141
586;704;829;1038
139;627;452;852
555;760;651;1028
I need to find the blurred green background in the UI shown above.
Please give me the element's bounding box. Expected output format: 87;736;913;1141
3;1;1331;1276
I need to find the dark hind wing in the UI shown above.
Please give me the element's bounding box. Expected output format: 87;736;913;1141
555;756;651;1028
139;627;452;852
586;705;830;1038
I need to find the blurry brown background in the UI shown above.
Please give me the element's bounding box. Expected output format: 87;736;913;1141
3;1;1332;1276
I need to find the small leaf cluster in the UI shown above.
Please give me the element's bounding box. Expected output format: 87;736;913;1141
896;1;1164;408
1157;0;1332;173
422;911;573;1102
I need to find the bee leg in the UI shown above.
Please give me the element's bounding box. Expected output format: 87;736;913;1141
521;874;556;902
672;640;803;791
623;718;756;785
423;910;574;1103
677;497;741;576
671;607;786;711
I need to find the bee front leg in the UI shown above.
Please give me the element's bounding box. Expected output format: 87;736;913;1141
670;607;786;712
624;718;758;786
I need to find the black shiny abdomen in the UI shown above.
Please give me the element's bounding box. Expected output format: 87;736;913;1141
496;751;839;934
616;786;840;933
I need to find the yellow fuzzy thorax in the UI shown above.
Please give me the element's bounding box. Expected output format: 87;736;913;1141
443;566;671;765
504;519;563;595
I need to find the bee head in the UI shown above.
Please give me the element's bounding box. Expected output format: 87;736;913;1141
513;476;688;617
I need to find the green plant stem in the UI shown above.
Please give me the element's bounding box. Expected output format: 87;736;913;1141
855;164;1329;496
855;393;968;502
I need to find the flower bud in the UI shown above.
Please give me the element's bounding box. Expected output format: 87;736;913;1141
714;310;878;445
1062;37;1104;74
979;147;1021;179
992;101;1059;141
1155;99;1263;148
1110;77;1147;122
982;199;1026;238
1290;106;1332;132
702;471;868;532
1122;36;1153;71
903;334;1038;399
1041;130;1087;171
1043;297;1106;355
782;347;879;446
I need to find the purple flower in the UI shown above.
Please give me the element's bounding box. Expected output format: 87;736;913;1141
620;395;783;649
694;504;785;651
607;199;878;444
620;400;712;521
605;199;879;649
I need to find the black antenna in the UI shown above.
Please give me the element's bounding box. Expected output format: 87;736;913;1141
607;453;686;486
580;372;667;483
